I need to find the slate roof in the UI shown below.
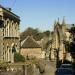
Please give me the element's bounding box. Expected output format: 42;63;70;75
21;36;41;48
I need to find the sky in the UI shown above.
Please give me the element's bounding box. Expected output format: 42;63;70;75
0;0;75;32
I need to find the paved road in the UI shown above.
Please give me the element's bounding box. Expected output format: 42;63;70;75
0;71;23;75
35;60;56;75
0;60;56;75
40;60;56;75
0;71;16;75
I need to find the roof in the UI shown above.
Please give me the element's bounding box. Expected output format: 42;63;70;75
0;5;20;20
21;36;41;48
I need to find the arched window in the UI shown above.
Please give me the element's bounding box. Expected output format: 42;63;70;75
12;44;16;53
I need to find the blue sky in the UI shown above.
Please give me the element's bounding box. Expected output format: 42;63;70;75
0;0;75;32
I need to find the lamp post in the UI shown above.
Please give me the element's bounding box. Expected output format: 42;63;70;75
54;48;60;68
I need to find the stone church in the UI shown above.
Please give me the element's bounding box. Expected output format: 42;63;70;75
0;5;20;63
50;18;72;62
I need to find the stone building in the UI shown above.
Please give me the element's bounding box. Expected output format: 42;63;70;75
0;5;20;63
50;18;72;62
21;36;42;59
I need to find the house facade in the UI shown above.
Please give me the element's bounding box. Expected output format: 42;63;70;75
0;5;20;63
21;36;42;59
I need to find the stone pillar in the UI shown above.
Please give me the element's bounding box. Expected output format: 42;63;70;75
55;34;58;49
12;53;14;63
9;49;11;62
5;50;6;62
7;47;10;62
16;22;19;37
13;22;15;37
6;24;7;37
11;48;14;63
11;21;14;37
7;21;9;37
0;16;4;62
3;50;5;62
6;50;7;62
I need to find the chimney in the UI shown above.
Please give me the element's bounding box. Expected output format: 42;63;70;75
6;8;12;11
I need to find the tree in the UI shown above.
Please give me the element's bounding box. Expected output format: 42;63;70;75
68;25;75;57
20;27;50;41
43;30;50;37
68;25;75;75
20;27;43;41
14;53;25;62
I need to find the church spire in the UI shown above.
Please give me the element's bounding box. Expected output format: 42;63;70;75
54;20;57;30
54;20;57;26
62;16;65;25
57;17;60;24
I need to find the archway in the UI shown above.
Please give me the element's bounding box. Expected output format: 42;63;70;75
10;43;16;63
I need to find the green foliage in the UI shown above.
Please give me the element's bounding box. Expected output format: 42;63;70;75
14;53;25;62
20;27;50;41
20;27;41;41
64;41;70;52
43;30;50;37
66;25;75;59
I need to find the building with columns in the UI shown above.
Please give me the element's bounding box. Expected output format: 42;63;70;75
0;5;20;63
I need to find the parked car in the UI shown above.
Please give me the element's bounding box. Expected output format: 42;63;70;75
60;64;72;69
55;68;72;75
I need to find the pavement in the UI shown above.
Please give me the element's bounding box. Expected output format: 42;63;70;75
0;59;56;75
35;59;56;75
0;71;17;75
40;60;56;75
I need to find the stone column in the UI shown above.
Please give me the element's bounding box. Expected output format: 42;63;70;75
11;48;14;63
4;50;6;62
6;50;7;62
7;21;9;37
7;47;10;62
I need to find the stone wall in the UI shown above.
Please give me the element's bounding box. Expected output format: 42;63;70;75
21;48;42;59
0;27;3;62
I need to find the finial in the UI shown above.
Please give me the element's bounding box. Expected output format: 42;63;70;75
58;17;59;23
62;16;65;25
54;20;57;26
57;17;60;24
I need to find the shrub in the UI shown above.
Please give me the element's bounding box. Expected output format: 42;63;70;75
14;53;25;62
